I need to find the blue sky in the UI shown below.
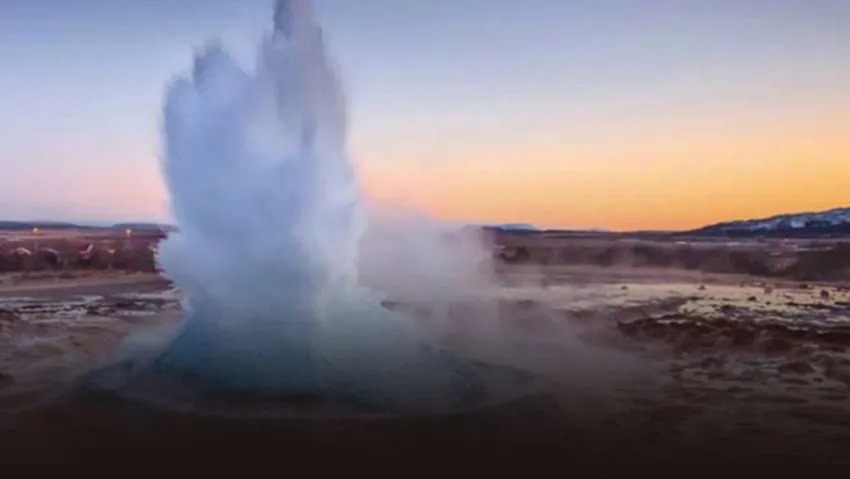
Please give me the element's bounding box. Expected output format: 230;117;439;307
1;0;848;228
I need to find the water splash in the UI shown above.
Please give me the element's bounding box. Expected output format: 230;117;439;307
152;0;482;412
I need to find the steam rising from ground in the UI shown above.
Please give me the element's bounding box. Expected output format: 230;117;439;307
154;0;482;412
358;210;497;305
145;0;642;415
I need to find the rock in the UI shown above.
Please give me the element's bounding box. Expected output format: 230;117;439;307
730;327;756;346
698;357;724;368
754;332;793;353
616;321;639;337
698;284;707;291
380;299;400;310
85;306;106;316
778;360;814;374
822;344;846;353
516;299;537;310
674;329;701;350
824;364;850;385
620;285;628;290
644;322;668;339
815;329;850;345
809;302;833;311
747;296;757;302
0;309;18;323
813;354;835;368
713;334;734;349
791;344;816;357
697;330;721;348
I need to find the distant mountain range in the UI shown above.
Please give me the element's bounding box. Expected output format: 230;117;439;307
487;223;539;232
483;224;613;234
482;207;850;238
0;221;83;230
112;223;178;232
688;207;850;237
2;207;849;238
0;221;176;232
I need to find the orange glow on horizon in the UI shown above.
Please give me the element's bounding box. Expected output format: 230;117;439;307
354;130;850;231
40;128;846;232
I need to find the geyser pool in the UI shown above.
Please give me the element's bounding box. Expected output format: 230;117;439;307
116;0;488;414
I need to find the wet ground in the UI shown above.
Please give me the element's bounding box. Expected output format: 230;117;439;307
0;272;849;476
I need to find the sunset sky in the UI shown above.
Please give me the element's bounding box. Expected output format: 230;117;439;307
0;0;848;231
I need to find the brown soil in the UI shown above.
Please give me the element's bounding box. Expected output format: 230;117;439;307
490;230;850;282
0;240;849;476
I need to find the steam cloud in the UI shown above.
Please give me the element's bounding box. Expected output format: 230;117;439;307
154;0;482;412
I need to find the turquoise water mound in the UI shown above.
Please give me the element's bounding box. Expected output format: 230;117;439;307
72;347;532;420
152;300;487;413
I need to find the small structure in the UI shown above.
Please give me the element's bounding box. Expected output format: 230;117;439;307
497;245;530;263
39;247;63;268
11;247;32;257
79;243;94;258
107;248;117;269
8;247;34;271
76;243;95;268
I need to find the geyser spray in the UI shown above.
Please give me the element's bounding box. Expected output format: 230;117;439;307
153;0;482;412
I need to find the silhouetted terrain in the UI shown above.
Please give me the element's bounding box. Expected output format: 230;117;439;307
0;227;165;273
0;221;93;231
688;206;850;238
1;208;849;281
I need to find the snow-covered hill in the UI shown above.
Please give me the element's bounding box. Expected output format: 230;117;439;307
690;207;850;236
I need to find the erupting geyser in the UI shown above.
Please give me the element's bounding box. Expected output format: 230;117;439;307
145;0;483;413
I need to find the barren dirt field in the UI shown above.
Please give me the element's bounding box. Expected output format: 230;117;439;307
0;228;849;476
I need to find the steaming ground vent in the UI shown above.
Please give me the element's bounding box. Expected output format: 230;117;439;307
71;0;538;416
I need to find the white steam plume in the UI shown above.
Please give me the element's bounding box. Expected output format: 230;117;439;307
154;0;481;412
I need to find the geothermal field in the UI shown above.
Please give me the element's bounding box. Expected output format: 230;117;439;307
1;1;849;477
2;229;850;476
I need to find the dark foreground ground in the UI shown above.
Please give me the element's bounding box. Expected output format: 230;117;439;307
6;394;848;478
0;278;849;478
1;228;849;477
